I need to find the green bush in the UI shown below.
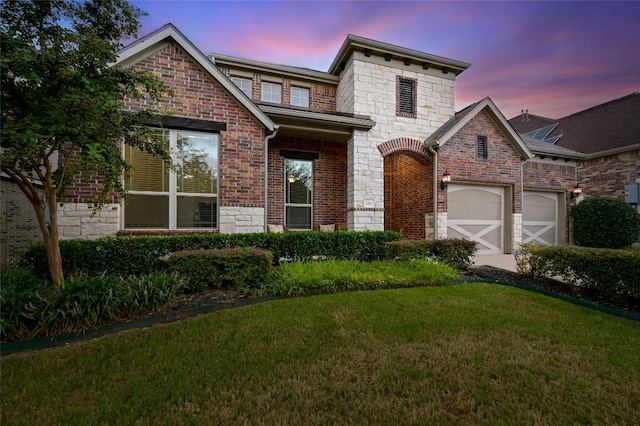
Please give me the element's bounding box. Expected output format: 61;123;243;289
573;197;640;249
167;248;273;292
0;268;45;340
384;239;477;271
1;271;189;342
21;231;401;279
515;243;640;302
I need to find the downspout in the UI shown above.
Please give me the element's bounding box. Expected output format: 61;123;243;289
429;146;439;240
264;126;280;232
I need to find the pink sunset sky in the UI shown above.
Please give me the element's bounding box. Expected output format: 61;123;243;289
130;0;639;120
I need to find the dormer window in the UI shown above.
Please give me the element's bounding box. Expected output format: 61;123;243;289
291;86;310;107
262;82;282;103
397;77;417;118
231;77;252;98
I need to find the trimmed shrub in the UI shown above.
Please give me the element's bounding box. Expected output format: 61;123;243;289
21;231;401;279
385;239;477;271
515;243;640;302
573;197;640;249
167;247;273;292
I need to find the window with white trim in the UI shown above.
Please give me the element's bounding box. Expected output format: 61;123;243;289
291;86;309;107
285;159;313;230
124;129;219;229
261;81;282;103
231;77;252;98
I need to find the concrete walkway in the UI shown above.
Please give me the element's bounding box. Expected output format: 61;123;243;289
473;254;517;272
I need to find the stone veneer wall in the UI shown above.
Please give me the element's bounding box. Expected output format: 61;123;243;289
0;178;42;270
57;203;120;239
337;57;456;232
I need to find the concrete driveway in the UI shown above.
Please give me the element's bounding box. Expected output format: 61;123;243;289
473;254;517;272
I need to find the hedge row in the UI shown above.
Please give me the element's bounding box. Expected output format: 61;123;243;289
21;231;402;279
515;243;640;301
167;248;273;292
385;239;477;271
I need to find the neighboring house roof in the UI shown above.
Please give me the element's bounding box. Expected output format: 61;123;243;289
328;34;471;76
424;97;534;160
509;92;640;155
509;113;557;135
115;23;276;132
552;92;640;154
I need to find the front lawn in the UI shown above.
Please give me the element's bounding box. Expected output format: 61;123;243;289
2;284;639;425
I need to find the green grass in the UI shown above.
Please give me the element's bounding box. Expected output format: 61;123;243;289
2;284;639;425
263;258;459;295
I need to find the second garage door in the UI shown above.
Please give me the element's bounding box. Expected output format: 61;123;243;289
523;191;559;245
447;185;505;255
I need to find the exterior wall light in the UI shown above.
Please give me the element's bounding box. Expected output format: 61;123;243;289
440;170;451;191
570;183;582;200
288;174;296;183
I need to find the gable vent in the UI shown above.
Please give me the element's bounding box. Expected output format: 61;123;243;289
397;78;416;117
477;135;488;159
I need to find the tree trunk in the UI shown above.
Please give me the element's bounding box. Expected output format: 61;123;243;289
31;190;65;285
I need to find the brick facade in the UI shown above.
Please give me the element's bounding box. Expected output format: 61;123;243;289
383;151;434;239
124;43;267;209
0;178;42;270
578;149;640;200
268;136;348;230
438;110;524;213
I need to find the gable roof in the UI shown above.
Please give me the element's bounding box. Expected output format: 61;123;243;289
424;97;533;160
328;34;470;76
115;24;276;132
553;92;640;154
508;92;640;155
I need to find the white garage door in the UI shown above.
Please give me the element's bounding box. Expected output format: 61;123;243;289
523;192;558;245
447;185;504;255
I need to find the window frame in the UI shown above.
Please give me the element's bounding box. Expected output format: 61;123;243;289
284;158;313;230
123;128;220;230
291;86;310;107
396;76;417;118
231;76;252;98
261;81;282;103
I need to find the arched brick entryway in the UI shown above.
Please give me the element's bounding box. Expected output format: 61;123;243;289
378;138;433;239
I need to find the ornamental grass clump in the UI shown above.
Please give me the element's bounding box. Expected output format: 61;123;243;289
0;271;189;342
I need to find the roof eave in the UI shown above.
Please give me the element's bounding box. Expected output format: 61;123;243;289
115;24;276;133
328;34;470;75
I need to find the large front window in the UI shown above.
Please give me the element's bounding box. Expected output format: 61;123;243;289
285;159;312;230
125;130;219;229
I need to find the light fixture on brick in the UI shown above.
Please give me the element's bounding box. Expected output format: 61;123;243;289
570;183;582;200
440;170;451;191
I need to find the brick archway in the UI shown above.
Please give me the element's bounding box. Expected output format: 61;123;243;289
377;137;431;158
379;138;434;239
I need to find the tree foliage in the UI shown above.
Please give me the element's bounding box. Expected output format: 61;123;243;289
0;0;174;284
573;197;640;249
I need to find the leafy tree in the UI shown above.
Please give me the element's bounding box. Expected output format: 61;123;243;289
1;0;174;284
573;197;640;249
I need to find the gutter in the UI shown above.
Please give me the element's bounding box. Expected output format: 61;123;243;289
429;146;439;240
264;126;280;232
